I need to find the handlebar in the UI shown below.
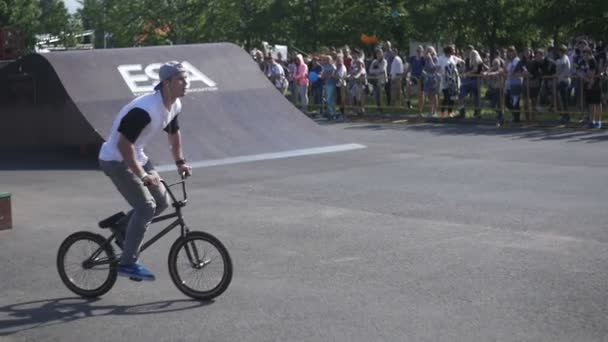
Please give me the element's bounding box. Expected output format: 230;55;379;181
160;173;188;206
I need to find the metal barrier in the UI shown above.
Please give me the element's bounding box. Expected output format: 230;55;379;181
286;73;608;122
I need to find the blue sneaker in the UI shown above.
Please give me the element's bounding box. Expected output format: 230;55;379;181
118;263;155;281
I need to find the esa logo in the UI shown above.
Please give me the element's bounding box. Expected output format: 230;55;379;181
117;61;218;96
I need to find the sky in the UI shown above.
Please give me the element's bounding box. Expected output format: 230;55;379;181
63;0;81;14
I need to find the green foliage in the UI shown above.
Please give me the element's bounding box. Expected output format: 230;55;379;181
1;0;78;51
0;0;41;49
3;0;608;54
0;0;41;28
39;0;70;36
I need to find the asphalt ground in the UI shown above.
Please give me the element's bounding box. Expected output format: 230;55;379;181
1;122;608;342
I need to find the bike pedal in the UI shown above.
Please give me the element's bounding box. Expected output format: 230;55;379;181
129;277;143;282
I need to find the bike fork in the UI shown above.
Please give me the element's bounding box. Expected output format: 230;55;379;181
181;225;208;268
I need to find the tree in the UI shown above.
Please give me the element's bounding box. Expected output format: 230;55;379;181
0;0;41;50
74;0;608;54
39;0;70;36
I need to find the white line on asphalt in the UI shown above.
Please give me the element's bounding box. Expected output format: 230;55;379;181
155;143;366;172
319;257;361;264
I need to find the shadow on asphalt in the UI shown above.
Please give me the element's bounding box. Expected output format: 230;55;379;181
0;150;99;171
343;121;608;143
0;296;212;335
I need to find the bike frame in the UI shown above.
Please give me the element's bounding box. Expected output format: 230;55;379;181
137;177;189;253
85;177;190;267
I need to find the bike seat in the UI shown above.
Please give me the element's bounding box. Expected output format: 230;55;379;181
98;212;126;229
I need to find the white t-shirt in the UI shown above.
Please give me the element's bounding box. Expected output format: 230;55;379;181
390;56;404;78
555;55;572;84
99;91;182;165
335;64;347;87
269;63;285;88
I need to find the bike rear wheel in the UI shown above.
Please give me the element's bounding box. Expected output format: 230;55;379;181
57;231;117;298
168;231;232;300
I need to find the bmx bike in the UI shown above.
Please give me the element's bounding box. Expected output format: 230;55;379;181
56;176;233;300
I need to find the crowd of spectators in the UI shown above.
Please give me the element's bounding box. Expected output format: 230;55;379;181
253;37;608;128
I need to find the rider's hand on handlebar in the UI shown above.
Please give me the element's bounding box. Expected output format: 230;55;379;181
177;163;192;178
142;173;162;187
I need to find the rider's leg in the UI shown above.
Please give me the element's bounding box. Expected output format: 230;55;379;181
115;163;170;244
143;162;170;215
100;160;157;268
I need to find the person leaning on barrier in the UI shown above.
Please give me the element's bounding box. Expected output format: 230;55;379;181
389;48;404;107
369;48;388;110
309;56;324;115
253;50;265;71
421;46;440;117
383;41;395;106
287;53;298;103
505;46;523;123
555;44;572;124
582;47;603;128
335;55;348;116
268;57;288;95
517;47;539;122
406;46;426;112
598;46;608;106
457;46;486;119
596;44;607;74
439;45;463;118
531;48;556;113
293;54;310;112
343;46;353;72
572;40;589;121
320;55;339;120
484;50;506;127
347;49;367;115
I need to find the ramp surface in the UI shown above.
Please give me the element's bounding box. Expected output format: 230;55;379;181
0;43;363;166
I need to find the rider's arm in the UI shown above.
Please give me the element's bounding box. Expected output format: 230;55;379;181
165;116;192;176
117;107;150;180
168;130;184;162
164;115;184;163
118;135;147;179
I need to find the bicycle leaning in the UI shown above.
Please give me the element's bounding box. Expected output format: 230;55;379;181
56;176;233;300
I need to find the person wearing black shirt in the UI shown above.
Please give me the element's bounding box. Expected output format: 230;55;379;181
533;49;556;112
457;47;485;119
517;48;539;122
582;48;603;128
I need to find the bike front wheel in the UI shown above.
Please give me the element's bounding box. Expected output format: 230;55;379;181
57;231;118;298
168;231;233;300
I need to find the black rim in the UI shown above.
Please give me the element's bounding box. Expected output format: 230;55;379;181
175;238;226;293
58;233;117;297
169;233;232;299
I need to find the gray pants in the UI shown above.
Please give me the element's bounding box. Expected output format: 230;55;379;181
99;160;170;265
295;84;309;111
